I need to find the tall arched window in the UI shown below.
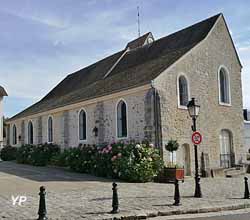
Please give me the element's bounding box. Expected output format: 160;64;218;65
219;67;230;104
48;116;53;143
13;124;17;145
79;109;87;140
28;121;33;144
117;100;127;138
178;75;189;107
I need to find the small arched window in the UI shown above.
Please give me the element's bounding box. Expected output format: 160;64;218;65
219;67;230;104
79;109;87;140
48;117;53;143
28;121;33;144
117;100;127;138
13;124;17;145
178;75;189;107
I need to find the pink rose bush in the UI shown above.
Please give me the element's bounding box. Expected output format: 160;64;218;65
9;141;164;182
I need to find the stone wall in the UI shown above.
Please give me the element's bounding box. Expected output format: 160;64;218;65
154;15;244;172
8;89;149;147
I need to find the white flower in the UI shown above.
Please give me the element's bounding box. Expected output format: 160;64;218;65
148;157;153;162
149;143;154;148
135;144;141;149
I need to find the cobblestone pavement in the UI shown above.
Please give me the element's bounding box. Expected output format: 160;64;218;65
0;161;250;220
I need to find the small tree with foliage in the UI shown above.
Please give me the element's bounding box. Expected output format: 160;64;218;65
165;140;179;166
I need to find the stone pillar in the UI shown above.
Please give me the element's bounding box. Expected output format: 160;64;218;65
98;101;105;145
144;88;155;144
20;120;25;145
62;111;69;148
144;88;162;149
37;116;43;144
94;101;105;145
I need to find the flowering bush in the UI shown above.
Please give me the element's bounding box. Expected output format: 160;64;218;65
14;141;164;182
89;142;163;182
110;143;164;182
67;144;97;173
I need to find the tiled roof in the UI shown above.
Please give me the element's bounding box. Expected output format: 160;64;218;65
10;13;221;120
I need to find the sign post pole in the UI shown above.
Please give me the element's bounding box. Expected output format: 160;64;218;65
192;118;202;198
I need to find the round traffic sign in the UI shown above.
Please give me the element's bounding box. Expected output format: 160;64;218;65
192;131;202;145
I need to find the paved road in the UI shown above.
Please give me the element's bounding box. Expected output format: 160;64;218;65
151;208;250;219
0;161;250;219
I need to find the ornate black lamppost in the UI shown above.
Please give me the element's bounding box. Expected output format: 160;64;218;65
187;98;202;198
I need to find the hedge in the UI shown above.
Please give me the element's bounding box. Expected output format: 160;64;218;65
0;145;17;161
0;142;164;182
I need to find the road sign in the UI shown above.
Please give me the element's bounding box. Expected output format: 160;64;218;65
192;131;202;145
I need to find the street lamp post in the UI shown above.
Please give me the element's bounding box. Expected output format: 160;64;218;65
187;98;202;198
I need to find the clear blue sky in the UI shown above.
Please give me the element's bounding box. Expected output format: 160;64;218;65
1;0;250;118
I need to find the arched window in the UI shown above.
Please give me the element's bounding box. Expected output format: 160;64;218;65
48;117;53;143
13;124;17;145
79;109;87;140
178;75;189;107
28;121;33;144
219;67;230;104
117;100;127;138
219;129;234;168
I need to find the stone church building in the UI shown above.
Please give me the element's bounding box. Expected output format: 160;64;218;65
6;14;244;174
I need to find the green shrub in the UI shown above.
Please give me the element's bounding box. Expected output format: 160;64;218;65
50;148;71;167
16;144;34;164
16;143;60;166
0;146;17;161
165;140;179;166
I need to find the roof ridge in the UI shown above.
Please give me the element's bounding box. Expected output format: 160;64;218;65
153;13;221;45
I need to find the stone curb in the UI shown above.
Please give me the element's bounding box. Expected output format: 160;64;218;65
101;202;250;220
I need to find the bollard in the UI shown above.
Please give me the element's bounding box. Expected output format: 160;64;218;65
37;186;48;220
110;182;119;213
210;169;214;178
244;177;250;199
173;179;180;206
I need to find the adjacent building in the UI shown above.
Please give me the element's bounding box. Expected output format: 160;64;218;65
0;86;7;147
244;109;250;156
6;13;245;175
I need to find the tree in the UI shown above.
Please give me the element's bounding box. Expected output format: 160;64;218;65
165;140;179;165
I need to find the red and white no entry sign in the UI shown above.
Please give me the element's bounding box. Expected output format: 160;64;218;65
192;131;202;145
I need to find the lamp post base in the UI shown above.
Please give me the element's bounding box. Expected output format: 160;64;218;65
194;176;202;198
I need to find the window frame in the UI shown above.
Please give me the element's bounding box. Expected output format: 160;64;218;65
78;108;87;142
27;120;34;145
116;99;128;139
177;73;190;109
218;65;231;106
47;116;53;143
219;129;233;155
